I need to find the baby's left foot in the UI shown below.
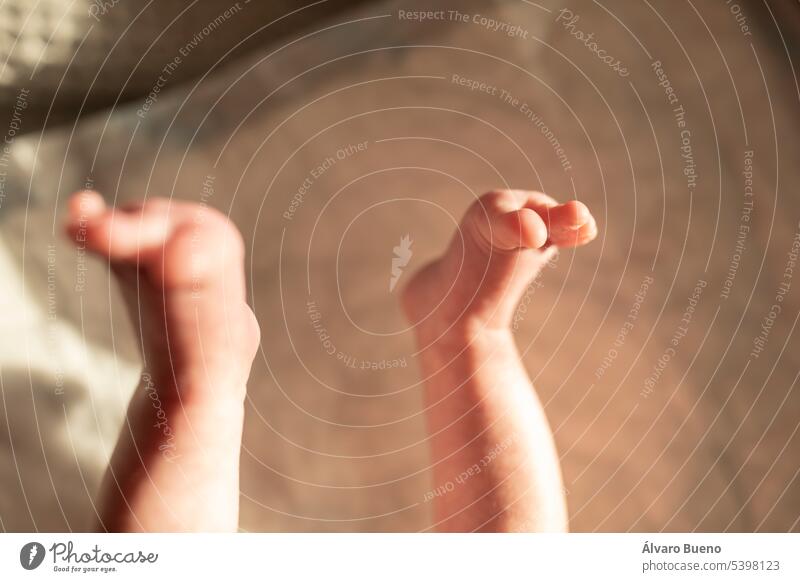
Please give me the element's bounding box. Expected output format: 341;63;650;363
67;191;259;531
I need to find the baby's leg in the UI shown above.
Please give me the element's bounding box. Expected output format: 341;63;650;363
66;191;260;532
403;190;597;532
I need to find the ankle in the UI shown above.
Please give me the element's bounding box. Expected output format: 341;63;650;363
414;319;514;356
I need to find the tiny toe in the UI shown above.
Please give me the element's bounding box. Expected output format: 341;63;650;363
157;211;246;292
67;190;106;225
502;208;548;250
470;191;549;251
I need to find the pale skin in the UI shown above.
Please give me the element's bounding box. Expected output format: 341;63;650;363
66;188;596;532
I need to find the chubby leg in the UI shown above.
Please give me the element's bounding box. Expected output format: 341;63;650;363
67;191;260;532
403;190;597;532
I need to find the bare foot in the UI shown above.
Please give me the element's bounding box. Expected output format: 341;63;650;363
401;190;597;531
66;191;260;532
403;189;597;340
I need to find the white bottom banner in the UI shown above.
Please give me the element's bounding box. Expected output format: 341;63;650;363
1;533;797;581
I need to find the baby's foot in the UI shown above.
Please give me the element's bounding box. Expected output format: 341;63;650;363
402;189;597;342
66;191;259;531
402;190;596;531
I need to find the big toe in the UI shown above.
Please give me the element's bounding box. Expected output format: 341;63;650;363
66;192;246;292
66;191;172;259
539;200;597;247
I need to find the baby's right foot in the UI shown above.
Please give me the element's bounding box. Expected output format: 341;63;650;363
401;190;597;531
403;189;597;342
67;191;260;531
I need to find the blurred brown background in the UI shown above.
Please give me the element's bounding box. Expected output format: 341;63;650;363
0;0;798;532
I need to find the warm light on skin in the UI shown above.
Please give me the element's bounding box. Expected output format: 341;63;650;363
66;188;596;532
